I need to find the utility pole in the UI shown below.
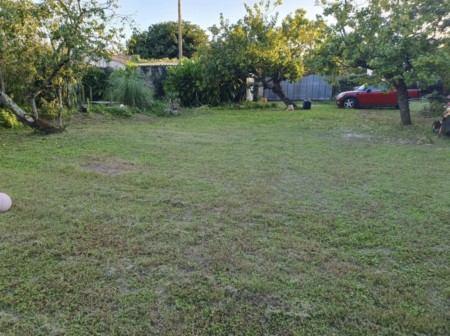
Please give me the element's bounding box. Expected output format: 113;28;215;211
178;0;182;61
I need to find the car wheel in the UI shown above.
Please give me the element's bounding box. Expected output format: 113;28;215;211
343;97;357;108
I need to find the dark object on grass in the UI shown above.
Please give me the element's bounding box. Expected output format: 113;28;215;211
432;120;441;136
303;99;312;110
440;114;450;138
80;104;88;113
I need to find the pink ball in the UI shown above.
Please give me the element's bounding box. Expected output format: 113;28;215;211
0;193;12;213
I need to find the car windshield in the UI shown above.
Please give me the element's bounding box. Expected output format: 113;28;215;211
356;85;367;91
356;85;388;92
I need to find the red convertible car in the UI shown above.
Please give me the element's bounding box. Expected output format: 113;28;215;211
336;85;420;108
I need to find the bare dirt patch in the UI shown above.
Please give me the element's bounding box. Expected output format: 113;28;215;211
80;159;138;175
341;132;419;145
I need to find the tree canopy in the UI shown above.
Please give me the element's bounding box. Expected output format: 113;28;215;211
127;21;208;59
315;0;450;125
0;0;124;132
165;0;325;107
207;0;324;106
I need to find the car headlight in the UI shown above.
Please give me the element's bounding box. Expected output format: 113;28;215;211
336;93;344;99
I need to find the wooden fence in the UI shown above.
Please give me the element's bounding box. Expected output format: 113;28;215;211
263;74;333;101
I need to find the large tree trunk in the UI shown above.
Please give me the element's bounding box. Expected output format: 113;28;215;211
30;95;39;119
271;80;296;108
0;90;65;134
393;79;412;125
1;91;32;123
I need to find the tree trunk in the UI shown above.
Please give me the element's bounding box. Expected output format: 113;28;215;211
30;95;39;119
0;90;65;134
394;80;412;125
0;71;5;92
58;86;63;108
271;80;296;107
81;85;86;104
1;91;31;122
58;86;63;127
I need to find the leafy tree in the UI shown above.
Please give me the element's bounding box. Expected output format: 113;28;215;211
165;1;324;107
127;21;208;59
209;0;325;107
0;0;124;133
0;0;43;105
315;0;450;125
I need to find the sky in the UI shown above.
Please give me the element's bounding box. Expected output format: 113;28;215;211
116;0;324;37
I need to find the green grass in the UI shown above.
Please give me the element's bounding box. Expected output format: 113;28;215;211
0;102;449;335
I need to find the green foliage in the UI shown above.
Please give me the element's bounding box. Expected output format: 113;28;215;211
39;98;60;120
0;0;125;122
421;92;447;117
0;0;43;105
164;59;204;107
82;66;114;101
149;100;167;116
208;0;325;106
87;103;107;115
336;74;373;92
165;1;324;107
127;21;208;59
0;109;22;128
315;0;450;124
234;1;324;104
165;57;244;107
108;66;153;110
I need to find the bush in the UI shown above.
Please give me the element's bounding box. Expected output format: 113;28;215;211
150;100;167;116
164;59;204;107
108;65;153;110
0;109;23;129
82;66;113;101
421;92;447;117
40;98;61;120
164;59;246;107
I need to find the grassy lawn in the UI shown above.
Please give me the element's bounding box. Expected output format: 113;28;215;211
0;102;449;335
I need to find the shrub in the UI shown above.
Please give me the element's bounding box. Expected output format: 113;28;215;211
40;98;61;119
164;59;204;107
108;65;153;110
150;100;167;116
164;59;246;107
421;92;447;117
82;66;113;101
0;109;23;129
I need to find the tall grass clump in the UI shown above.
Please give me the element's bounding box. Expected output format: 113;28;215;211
108;65;153;111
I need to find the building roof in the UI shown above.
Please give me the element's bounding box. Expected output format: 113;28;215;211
90;54;178;70
110;54;178;67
